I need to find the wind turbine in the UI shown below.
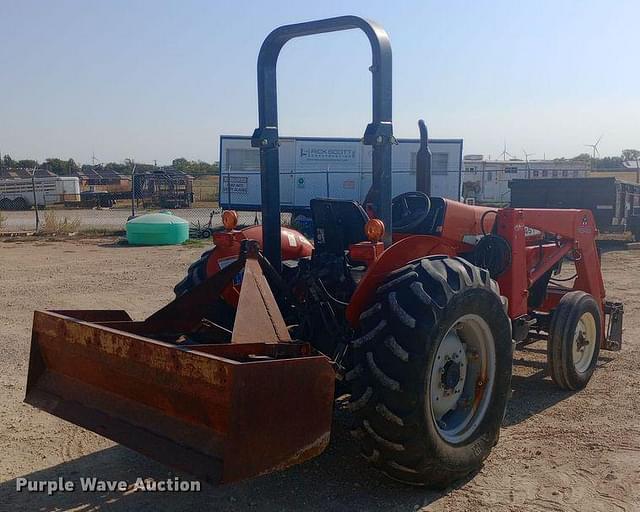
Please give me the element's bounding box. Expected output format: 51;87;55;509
584;135;603;159
498;140;515;161
523;149;535;179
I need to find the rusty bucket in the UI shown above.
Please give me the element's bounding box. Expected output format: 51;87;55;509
25;248;335;484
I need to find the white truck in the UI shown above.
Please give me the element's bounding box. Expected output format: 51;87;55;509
219;135;463;213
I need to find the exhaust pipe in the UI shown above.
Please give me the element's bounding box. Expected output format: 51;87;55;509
416;119;432;195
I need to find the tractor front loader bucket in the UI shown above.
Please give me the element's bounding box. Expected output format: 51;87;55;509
25;242;335;484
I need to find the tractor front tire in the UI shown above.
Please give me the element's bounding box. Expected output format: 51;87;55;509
349;256;513;487
547;291;601;390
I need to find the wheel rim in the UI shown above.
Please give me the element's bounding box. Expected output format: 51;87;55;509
572;312;597;374
428;314;496;444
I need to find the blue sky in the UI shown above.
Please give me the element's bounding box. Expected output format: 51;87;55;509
1;0;638;164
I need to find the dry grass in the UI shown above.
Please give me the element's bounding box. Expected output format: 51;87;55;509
41;210;81;234
0;211;5;231
193;175;219;204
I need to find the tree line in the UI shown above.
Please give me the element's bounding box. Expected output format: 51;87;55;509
557;149;640;169
2;149;639;175
0;155;219;177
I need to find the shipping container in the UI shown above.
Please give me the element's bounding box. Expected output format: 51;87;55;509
219;135;463;213
509;177;640;238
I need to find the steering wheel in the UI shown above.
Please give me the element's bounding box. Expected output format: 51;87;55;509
392;191;431;232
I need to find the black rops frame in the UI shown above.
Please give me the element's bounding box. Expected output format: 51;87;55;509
251;15;393;271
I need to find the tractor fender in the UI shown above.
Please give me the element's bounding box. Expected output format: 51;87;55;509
345;235;459;327
207;225;313;306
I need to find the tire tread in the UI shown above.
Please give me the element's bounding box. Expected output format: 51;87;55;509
349;255;512;487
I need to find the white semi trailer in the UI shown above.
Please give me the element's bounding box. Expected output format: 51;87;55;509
0;176;80;209
219;135;463;213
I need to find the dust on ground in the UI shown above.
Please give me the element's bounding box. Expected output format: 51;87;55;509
0;238;638;511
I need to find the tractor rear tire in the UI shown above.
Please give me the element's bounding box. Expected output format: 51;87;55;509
173;247;235;329
173;247;213;296
547;291;601;390
349;256;513;487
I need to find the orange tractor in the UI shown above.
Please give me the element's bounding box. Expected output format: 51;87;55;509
26;16;623;487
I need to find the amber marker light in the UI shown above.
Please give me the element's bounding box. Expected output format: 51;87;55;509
365;218;385;242
222;210;239;230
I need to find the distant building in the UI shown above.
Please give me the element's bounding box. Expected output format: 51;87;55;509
219;135;464;211
73;166;130;192
461;156;590;204
0;167;56;180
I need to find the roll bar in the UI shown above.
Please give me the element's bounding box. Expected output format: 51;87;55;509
251;15;393;270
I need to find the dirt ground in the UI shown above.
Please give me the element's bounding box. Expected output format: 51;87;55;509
0;238;638;511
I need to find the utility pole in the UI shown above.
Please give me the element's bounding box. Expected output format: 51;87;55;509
30;166;40;232
523;150;535;179
130;161;137;218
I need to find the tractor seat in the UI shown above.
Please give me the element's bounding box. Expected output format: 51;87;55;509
310;198;369;254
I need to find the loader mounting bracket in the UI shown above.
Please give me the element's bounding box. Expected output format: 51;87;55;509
604;300;623;351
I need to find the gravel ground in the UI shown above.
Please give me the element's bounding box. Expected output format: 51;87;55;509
0;238;638;511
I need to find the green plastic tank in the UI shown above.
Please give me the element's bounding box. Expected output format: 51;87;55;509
126;211;189;245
